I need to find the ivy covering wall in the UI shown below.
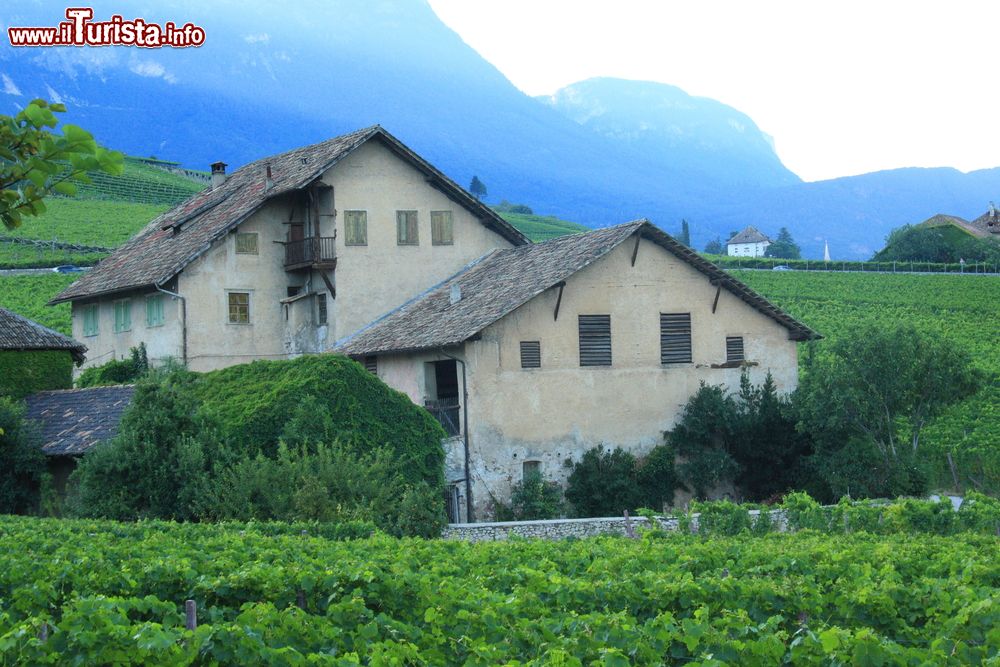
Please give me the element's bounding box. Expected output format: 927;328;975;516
0;350;73;399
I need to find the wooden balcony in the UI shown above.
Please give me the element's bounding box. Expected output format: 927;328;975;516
284;237;337;271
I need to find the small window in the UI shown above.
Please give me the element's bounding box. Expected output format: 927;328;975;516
287;285;302;298
661;313;692;364
431;210;454;245
344;210;368;246
726;336;745;363
146;294;164;327
396;210;419;245
523;460;541;480
113;299;131;333
520;341;541;368
235;232;258;255
579;314;611;367
82;304;99;337
317;293;328;325
363;356;378;374
228;292;250;324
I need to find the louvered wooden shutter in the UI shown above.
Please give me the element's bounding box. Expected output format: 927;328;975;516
660;313;692;364
363;356;378;374
520;341;541;368
726;336;745;362
579;315;611;366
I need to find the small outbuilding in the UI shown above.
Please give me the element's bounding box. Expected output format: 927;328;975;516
0;307;86;398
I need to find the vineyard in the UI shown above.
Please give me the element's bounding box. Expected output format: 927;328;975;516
0;509;997;665
72;157;207;205
734;271;1000;494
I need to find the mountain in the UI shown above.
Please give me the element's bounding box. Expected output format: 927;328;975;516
2;0;998;259
540;78;799;191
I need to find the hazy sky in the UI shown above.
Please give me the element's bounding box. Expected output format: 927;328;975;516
428;0;1000;182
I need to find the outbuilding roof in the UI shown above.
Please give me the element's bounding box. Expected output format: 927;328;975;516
969;207;1000;235
51;126;527;304
727;226;771;245
334;220;819;357
0;307;86;364
24;385;135;456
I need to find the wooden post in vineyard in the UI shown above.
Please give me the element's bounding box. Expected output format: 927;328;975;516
185;600;198;630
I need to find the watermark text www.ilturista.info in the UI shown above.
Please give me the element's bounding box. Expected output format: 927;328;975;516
8;8;205;48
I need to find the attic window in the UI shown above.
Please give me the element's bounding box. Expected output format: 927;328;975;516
726;336;745;363
235;232;258;255
579;315;611;367
397;210;419;245
661;313;692;364
520;341;541;368
363;356;378;374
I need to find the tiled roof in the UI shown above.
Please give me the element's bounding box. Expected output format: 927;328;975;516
969;208;1000;236
24;385;135;456
51;126;527;304
727;226;771;245
0;307;86;363
920;214;990;239
334;220;819;356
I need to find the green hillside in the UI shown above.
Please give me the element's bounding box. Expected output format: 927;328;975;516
499;212;589;241
73;157;206;205
733;271;1000;494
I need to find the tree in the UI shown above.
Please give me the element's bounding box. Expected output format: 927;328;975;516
1;99;123;230
469;175;487;201
704;237;724;254
679;219;691;246
0;397;48;514
765;227;801;259
796;323;981;498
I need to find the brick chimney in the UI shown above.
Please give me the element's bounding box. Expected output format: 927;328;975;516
210;161;227;189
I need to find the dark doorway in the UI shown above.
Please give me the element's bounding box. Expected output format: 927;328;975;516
425;359;461;436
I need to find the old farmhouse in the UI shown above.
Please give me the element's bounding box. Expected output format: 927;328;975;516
52;126;819;520
727;226;771;257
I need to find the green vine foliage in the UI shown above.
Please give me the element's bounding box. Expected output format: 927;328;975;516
75;343;149;388
495;470;564;521
0;398;47;514
0;350;73;399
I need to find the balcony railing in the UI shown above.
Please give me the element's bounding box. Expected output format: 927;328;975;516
284;236;337;270
425;399;461;437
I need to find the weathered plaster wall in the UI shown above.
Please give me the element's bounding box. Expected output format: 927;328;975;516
324;140;514;339
72;288;183;371
458;237;800;518
727;241;770;257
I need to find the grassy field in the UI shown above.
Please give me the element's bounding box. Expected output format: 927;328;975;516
0;273;76;333
734;270;1000;493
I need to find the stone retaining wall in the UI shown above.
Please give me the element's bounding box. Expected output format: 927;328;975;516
442;515;681;542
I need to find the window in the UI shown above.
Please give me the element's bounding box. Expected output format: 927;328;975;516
113;299;131;333
363;356;378;374
316;293;327;325
520;341;541;368
146;294;164;327
431;210;454;245
396;210;419;245
660;313;692;364
82;304;99;337
726;336;745;363
579;314;611;366
287;285;302;298
523;460;541;480
344;210;367;246
235;232;258;254
228;292;250;324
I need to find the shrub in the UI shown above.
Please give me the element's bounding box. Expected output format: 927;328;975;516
0;350;73;399
495;470;564;521
635;444;677;511
565;445;643;517
667;384;738;499
68;369;217;521
0;397;48;514
76;343;149;387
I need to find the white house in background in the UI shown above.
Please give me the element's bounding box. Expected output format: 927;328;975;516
727;227;771;257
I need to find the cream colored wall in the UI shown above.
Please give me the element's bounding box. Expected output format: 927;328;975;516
72;289;183;372
728;241;770;257
179;198;299;372
322;140;515;339
457;237;799;516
